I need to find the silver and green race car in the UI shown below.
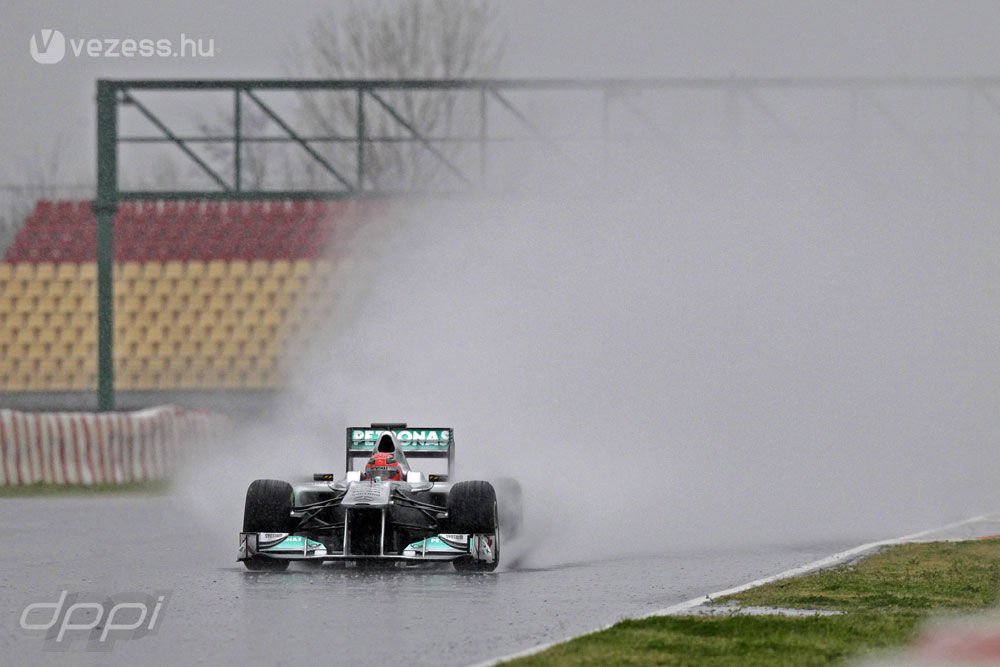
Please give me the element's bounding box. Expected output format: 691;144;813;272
238;423;522;572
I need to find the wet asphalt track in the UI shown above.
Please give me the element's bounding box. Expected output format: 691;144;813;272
1;496;996;667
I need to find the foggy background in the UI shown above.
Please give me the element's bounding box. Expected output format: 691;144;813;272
6;1;1000;184
179;145;1000;568
3;2;999;567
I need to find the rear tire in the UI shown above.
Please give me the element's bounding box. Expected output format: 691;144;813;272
243;479;293;571
449;481;500;572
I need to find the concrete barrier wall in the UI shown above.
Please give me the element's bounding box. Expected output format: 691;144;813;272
0;405;227;486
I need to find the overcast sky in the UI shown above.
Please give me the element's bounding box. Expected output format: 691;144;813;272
3;1;1000;184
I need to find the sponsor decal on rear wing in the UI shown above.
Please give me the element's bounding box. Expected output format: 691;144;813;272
347;428;453;453
345;426;455;477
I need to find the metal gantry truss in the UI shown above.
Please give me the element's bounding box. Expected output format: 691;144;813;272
94;77;1000;409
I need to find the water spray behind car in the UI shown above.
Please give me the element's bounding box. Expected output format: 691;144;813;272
176;135;1000;571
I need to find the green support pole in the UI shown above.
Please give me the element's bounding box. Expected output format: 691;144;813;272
234;88;241;192
95;81;118;412
356;89;365;191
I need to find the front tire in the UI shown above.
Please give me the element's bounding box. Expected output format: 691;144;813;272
449;481;500;572
243;479;293;571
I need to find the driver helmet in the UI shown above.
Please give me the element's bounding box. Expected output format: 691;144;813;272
364;452;403;481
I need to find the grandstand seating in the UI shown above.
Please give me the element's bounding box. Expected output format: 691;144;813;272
0;199;372;392
4;200;378;263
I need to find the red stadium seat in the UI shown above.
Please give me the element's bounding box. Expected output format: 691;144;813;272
4;198;370;263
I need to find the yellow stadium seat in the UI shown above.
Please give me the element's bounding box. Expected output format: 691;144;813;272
147;326;169;345
71;340;93;358
26;311;47;330
176;339;200;358
216;277;239;296
210;354;233;370
0;264;13;281
147;292;171;313
182;260;203;278
281;276;305;294
172;368;198;390
260;309;283;328
120;262;142;281
124;295;146;315
174;277;197;295
259;277;281;296
228;260;249;278
17;299;40;319
69;280;96;299
230;293;253;312
55;263;78;281
218;339;241;358
145;356;167;373
238;275;261;293
271;260;291;278
3;373;27;391
242;338;273;358
271;293;293;311
206;295;228;314
70;309;93;328
53;311;74;332
229;326;252;343
45;278;71;298
163;261;185;280
128;278;151;298
36;295;59;314
0;253;331;393
208;326;231;343
13;264;35;280
174;310;197;329
233;356;254;375
135;338;160;359
142;263;163;280
207;260;227;279
37;356;61;375
249;260;271;278
64;372;88;390
188;356;211;372
79;326;97;345
24;281;45;299
162;295;188;317
35;262;56;280
37;328;58;346
152;278;174;297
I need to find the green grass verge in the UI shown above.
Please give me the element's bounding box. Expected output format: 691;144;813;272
505;539;1000;666
0;479;171;497
723;539;1000;613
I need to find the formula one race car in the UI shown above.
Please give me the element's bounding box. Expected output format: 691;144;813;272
238;424;521;572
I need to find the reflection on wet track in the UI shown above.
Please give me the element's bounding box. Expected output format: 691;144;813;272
2;495;986;667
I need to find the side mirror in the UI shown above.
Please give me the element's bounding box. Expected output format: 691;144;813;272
345;471;362;482
406;471;426;483
313;473;335;482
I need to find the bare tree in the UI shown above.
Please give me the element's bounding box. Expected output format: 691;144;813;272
291;0;505;190
196;106;273;191
0;136;93;252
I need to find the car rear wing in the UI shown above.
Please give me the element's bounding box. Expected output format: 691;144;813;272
345;424;455;480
